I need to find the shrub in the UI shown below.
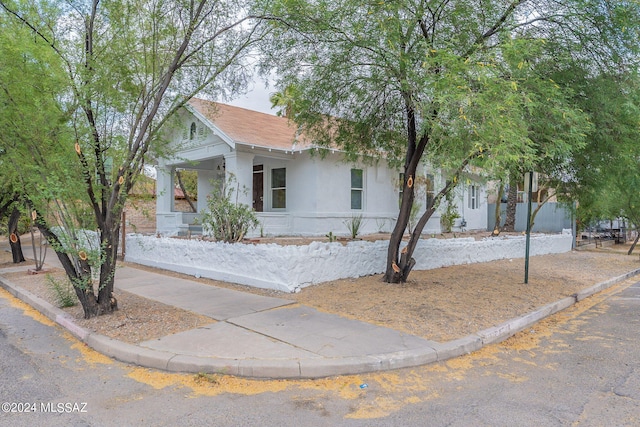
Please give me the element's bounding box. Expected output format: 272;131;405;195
45;274;77;308
200;176;259;243
344;214;365;239
440;193;460;233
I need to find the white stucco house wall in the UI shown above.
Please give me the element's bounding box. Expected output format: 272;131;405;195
155;98;488;237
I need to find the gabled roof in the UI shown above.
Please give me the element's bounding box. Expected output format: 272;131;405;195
187;98;314;152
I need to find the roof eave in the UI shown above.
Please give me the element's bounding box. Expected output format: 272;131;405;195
235;140;315;154
184;103;236;150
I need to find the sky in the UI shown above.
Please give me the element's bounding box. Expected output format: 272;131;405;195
224;76;277;115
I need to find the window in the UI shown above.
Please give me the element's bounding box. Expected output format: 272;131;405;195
425;173;435;209
468;185;479;209
189;122;197;140
271;168;286;209
351;168;363;210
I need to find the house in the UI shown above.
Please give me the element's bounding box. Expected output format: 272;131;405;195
155;98;488;237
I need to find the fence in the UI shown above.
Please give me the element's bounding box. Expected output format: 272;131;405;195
125;232;573;293
487;202;573;233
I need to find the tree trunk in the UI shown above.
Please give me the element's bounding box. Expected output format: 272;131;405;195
384;161;466;283
29;226;47;271
503;173;519;232
176;170;197;213
8;207;25;264
383;124;476;283
383;171;416;283
382;100;477;283
96;222;120;315
383;101;426;283
492;182;504;236
35;220;99;318
628;231;640;255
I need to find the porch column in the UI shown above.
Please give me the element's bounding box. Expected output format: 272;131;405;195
197;169;217;212
156;165;174;212
223;151;254;207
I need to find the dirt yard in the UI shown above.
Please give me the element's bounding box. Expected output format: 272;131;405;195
1;235;638;345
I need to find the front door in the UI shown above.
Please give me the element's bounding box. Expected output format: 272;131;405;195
253;165;263;212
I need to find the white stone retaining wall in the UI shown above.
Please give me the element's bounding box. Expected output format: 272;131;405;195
125;230;573;293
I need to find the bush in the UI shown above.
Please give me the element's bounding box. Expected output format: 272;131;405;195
344;214;365;239
45;274;77;308
440;192;460;233
200;177;258;243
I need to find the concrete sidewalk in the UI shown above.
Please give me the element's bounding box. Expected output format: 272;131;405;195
2;247;640;378
115;266;452;377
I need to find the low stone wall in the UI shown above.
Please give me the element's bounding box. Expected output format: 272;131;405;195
125;231;573;292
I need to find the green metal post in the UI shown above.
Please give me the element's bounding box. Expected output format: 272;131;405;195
524;171;533;284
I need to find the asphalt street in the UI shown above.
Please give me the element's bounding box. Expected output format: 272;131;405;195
0;279;638;426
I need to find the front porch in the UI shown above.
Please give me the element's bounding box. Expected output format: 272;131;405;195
156;210;295;237
156;146;296;236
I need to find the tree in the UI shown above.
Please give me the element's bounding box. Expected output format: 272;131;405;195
1;0;268;317
523;2;640;243
497;36;595;233
491;181;504;235
269;84;300;118
502;174;519;232
564;70;640;253
261;0;615;283
0;9;68;266
7;207;26;263
175;170;198;213
0;195;25;264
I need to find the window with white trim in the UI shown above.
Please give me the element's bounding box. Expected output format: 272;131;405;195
351;168;363;210
468;185;479;209
271;168;286;209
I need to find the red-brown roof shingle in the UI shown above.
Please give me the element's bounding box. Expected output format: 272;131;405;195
188;98;313;151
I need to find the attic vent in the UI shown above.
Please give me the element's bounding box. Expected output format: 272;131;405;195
189;122;197;140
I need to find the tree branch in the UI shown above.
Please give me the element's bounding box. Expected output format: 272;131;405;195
464;0;527;58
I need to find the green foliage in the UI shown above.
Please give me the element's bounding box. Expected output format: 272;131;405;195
200;177;259;243
45;274;77;308
0;0;263;316
262;2;576;169
269;84;301;118
258;0;639;281
16;212;30;235
326;231;336;242
440;192;460;233
175;169;198;200
560;70;640;232
344;214;364;239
